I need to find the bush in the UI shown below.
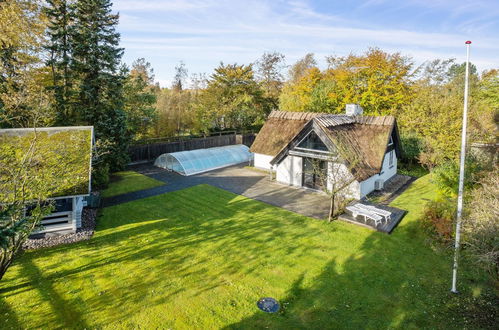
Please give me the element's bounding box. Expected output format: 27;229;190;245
422;198;455;244
463;169;499;283
92;162;110;189
400;131;423;165
432;156;482;198
398;163;429;178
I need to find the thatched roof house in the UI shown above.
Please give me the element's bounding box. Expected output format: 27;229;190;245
250;106;401;199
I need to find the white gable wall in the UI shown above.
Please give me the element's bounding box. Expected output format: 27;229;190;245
359;150;397;198
276;155;362;198
253;153;274;170
327;162;361;199
276;155;303;187
274;149;397;200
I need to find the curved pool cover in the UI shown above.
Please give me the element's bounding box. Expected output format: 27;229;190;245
154;144;253;176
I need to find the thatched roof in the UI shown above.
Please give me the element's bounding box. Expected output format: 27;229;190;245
250;110;323;156
255;111;400;182
320;119;394;181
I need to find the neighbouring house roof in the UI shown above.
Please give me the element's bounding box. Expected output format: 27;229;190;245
250;110;324;156
254;111;401;182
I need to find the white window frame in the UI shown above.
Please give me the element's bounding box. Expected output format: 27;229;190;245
294;131;331;154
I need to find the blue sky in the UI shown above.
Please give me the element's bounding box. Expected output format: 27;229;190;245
114;0;499;87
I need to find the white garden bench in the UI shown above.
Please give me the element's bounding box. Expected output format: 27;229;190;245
346;205;383;226
354;203;392;222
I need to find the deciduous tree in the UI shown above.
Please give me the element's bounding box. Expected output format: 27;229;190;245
0;0;54;127
198;63;268;130
255;51;286;111
123;58;157;139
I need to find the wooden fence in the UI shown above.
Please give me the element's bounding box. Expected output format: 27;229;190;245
128;133;256;164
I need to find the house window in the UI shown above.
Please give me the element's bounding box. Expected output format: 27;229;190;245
296;131;328;152
389;150;394;167
302;157;327;190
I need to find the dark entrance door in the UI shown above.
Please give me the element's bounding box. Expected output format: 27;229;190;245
302;157;327;190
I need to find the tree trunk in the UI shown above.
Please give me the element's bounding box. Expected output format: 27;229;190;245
328;194;335;222
0;250;15;281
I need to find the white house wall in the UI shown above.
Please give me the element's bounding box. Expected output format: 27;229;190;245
253;153;273;170
276;155;303;186
327;162;361;200
360;150;397;198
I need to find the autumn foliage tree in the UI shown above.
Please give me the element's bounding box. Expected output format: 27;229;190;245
197;63;269;131
279;49;414;115
0;0;54;128
396;59;495;168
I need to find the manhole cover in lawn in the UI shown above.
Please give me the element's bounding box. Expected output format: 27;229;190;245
257;297;280;313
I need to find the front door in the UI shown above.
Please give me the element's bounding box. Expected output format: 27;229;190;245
302;157;327;190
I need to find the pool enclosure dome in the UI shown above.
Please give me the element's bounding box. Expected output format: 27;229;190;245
154;144;253;176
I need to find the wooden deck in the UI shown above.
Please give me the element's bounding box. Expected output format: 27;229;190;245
338;200;407;234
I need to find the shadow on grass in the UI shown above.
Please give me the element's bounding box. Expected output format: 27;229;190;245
224;219;466;329
0;294;21;327
20;258;90;329
1;180;490;328
0;184;335;327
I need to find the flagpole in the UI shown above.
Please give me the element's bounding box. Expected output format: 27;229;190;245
451;40;472;294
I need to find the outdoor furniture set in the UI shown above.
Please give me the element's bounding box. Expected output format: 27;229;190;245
346;203;392;227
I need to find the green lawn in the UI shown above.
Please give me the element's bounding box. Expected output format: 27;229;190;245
0;176;491;328
100;170;164;198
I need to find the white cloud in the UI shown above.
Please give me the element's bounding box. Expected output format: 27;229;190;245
114;0;213;12
115;0;499;83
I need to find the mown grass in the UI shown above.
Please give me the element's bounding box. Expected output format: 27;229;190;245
0;176;492;328
100;170;164;198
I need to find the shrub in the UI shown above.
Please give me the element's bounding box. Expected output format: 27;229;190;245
422;198;455;244
398;163;429;178
432;156;482;198
463;169;499;282
400;131;423;165
92;162;110;189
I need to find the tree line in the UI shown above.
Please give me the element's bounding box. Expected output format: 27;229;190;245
1;0;497;290
1;0;497;180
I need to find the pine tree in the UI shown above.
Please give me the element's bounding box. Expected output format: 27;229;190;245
71;0;128;172
45;0;75;124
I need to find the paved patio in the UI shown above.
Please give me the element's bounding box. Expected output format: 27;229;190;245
103;164;331;219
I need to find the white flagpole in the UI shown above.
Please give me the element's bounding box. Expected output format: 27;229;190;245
451;40;472;294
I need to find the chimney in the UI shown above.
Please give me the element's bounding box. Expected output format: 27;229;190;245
346;104;363;116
